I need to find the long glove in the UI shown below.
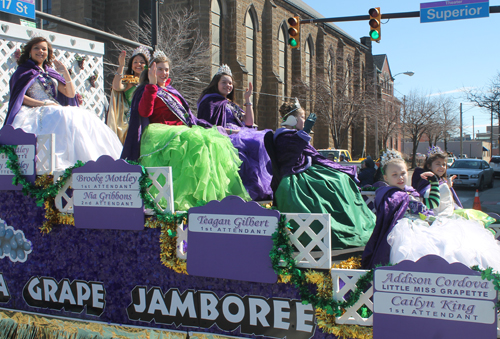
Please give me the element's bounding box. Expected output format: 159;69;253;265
303;113;317;134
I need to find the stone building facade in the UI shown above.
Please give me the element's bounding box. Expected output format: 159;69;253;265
1;0;382;155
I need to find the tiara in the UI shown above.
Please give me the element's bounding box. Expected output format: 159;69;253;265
152;50;167;61
427;145;443;157
380;149;403;168
132;46;151;61
283;97;301;120
216;64;232;77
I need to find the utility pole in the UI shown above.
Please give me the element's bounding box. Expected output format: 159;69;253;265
460;103;463;158
491;105;494;158
473;116;474;140
151;0;159;51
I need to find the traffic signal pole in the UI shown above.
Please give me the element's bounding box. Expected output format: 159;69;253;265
298;5;500;24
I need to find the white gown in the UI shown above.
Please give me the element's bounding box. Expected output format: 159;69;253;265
388;215;500;273
11;79;122;171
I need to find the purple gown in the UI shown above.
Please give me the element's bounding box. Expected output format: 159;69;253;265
197;93;272;201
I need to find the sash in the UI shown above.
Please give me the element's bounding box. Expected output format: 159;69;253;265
156;87;189;126
37;72;57;100
227;101;245;127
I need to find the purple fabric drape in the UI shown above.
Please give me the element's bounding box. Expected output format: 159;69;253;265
120;84;212;162
271;129;358;191
197;93;245;128
4;59;78;126
361;185;413;269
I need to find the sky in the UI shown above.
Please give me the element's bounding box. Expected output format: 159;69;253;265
302;0;499;136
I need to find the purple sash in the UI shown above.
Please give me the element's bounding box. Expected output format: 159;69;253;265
156;87;189;126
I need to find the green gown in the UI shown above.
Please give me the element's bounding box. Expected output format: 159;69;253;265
139;124;251;211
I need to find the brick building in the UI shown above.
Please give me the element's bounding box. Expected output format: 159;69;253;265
1;0;382;154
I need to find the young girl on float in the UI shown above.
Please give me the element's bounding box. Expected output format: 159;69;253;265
107;46;150;144
272;99;375;249
197;65;272;201
5;35;122;171
362;150;437;269
121;51;250;210
363;150;500;272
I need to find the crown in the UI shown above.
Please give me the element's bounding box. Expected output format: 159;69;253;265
215;64;232;77
152;50;167;61
132;46;151;61
427;145;444;157
380;149;403;168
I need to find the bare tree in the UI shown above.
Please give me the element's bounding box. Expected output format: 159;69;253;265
465;72;500;116
110;8;210;110
401;91;440;168
376;98;401;152
311;55;373;150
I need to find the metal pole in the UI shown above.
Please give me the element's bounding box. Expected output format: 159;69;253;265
402;95;405;154
460;103;463;158
473;116;474;140
40;0;43;30
35;11;153;50
151;0;159;51
492;104;494;158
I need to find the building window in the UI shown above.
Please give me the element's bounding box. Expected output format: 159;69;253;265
138;1;152;45
36;0;51;27
327;49;335;87
305;40;311;87
278;24;287;101
245;11;255;102
211;0;221;76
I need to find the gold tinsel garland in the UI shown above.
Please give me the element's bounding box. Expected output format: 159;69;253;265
34;175;75;234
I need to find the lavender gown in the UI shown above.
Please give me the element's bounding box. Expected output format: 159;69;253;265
197;94;272;201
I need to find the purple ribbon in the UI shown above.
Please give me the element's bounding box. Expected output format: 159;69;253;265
156;87;189;125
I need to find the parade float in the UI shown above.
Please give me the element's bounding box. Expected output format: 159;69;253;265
1;22;500;339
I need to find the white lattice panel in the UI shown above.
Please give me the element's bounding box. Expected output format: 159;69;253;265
331;268;373;326
0;21;106;124
490;224;500;240
176;216;187;260
53;171;73;213
144;167;174;215
282;213;332;269
361;191;376;213
35;134;55;175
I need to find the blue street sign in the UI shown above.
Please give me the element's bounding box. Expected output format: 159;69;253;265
0;0;35;20
421;0;489;23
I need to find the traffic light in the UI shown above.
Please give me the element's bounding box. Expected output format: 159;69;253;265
288;16;300;48
369;7;381;42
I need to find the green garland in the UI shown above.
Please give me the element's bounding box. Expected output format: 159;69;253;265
270;215;375;316
1;144;499;315
0;145;84;206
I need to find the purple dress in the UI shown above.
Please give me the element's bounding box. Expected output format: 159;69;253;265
197;93;272;201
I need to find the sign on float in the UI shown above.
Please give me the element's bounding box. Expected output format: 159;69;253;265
0;0;35;20
420;0;489;23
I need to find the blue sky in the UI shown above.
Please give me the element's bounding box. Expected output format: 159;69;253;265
302;0;499;136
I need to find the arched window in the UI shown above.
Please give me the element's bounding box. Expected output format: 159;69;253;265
278;24;287;101
327;48;335;87
345;57;352;97
211;0;221;76
245;11;255;102
305;40;311;87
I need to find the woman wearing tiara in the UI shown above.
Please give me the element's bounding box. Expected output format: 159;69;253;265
271;100;375;249
121;51;250;210
107;46;150;144
4;36;122;171
197;64;272;201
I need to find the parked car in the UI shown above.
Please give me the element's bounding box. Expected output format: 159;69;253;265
490;156;500;177
447;159;495;191
446;156;457;168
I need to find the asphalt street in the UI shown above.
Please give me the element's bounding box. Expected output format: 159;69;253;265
454;177;500;216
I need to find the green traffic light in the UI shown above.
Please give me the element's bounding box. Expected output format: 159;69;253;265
370;30;380;40
289;38;297;47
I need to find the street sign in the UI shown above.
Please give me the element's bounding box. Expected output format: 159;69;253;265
0;0;35;20
421;0;489;23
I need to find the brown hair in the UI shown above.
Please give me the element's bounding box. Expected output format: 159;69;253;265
139;54;171;86
424;153;448;178
126;53;149;76
279;101;304;119
18;37;54;68
198;72;235;103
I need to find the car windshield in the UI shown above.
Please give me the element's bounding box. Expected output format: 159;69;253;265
491;157;500;164
450;161;481;169
319;150;340;160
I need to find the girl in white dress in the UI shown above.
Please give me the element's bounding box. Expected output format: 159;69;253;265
5;36;122;171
